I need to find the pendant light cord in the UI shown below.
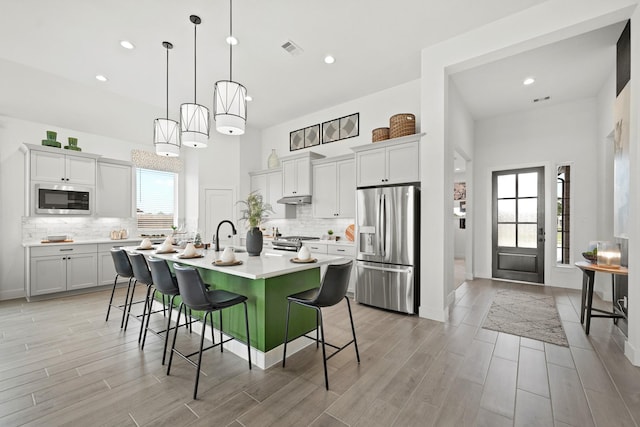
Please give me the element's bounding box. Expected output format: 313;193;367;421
165;45;169;119
194;22;197;103
229;0;233;81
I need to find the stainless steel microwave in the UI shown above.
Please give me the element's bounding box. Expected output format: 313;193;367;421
35;184;92;215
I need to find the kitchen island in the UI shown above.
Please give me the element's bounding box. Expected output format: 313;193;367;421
126;246;346;368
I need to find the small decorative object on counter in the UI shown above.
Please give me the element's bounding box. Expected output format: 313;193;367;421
194;233;203;248
238;190;274;256
372;127;390;142
327;229;335;240
275;227;281;237
389;113;415;138
345;224;355;242
42;130;61;148
64;137;81;151
267;148;280;169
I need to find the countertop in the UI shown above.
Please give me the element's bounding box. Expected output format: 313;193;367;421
22;237;159;248
124;246;346;280
260;236;355;247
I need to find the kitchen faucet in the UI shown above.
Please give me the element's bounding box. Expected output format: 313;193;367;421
214;220;237;252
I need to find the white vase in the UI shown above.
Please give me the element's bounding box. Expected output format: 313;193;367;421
267;149;280;169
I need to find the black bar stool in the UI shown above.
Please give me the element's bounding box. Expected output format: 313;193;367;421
145;257;195;365
127;253;166;339
282;260;359;390
168;264;252;400
106;248;135;328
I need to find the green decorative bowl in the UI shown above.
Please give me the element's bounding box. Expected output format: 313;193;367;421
582;252;597;263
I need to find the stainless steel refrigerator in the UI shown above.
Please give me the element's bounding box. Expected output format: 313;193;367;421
355;185;419;314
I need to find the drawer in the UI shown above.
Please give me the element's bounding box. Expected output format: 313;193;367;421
328;245;356;257
303;243;328;254
31;244;98;257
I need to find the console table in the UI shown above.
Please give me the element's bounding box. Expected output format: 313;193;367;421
575;261;628;335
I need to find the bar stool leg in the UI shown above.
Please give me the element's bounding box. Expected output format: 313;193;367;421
159;295;176;365
193;311;209;400
139;285;154;343
166;302;183;376
282;300;292;368
123;280;138;331
219;311;224;353
317;307;329;390
580;272;588;324
141;289;157;349
585;273;595;335
106;274;120;322
346;297;360;363
120;278;134;328
316;310;320;348
612;275;619;325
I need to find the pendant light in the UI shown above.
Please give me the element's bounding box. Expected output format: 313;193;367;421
181;15;210;148
154;41;180;157
214;0;247;135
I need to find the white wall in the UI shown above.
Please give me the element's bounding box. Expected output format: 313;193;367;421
260;80;421;161
474;98;599;289
420;0;637;323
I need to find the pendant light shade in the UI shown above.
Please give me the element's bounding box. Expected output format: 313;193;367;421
214;0;247;135
214;80;247;135
182;15;210;148
154;41;180;157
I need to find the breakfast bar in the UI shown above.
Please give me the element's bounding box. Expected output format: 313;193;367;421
127;246;346;368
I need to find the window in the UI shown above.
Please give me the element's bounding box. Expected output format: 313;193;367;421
557;165;571;264
136;168;177;229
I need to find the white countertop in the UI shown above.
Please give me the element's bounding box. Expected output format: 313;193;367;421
261;236;355;247
124;246;346;280
22;237;159;248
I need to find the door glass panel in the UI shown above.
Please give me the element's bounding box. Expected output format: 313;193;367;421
497;174;516;198
518;172;538;197
498;224;516;247
518;198;537;222
518;224;537;248
497;199;516;222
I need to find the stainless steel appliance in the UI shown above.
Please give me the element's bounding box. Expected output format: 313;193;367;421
272;236;320;252
356;185;419;314
35;184;92;215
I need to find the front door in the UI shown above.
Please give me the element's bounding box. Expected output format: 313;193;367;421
492;167;545;283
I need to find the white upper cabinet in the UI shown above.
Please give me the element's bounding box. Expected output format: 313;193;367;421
352;134;423;187
312;155;355;218
280;152;324;197
250;168;284;219
96;159;134;218
30;149;96;185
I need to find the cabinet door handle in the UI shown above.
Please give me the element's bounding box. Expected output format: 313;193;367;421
59;248;73;251
336;249;345;252
61;178;65;181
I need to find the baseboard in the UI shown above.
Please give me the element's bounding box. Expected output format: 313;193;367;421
0;289;26;301
419;305;446;322
625;340;640;367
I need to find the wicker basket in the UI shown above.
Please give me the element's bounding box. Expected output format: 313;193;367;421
372;127;390;142
389;113;415;138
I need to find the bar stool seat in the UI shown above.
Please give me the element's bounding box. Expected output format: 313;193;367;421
106;248;135;328
282;260;359;390
168;263;252;400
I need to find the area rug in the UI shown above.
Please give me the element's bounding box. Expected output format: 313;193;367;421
482;289;569;347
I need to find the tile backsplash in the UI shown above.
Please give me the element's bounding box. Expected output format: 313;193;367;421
261;204;353;239
22;217;138;242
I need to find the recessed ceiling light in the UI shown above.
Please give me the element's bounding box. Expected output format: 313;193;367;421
226;36;238;45
523;77;535;86
120;40;135;50
245;95;253;102
95;75;108;82
324;55;335;64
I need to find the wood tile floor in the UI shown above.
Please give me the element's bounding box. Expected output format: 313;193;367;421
1;278;639;426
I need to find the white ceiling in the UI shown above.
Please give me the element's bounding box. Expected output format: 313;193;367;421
0;0;549;144
0;1;625;148
451;22;626;120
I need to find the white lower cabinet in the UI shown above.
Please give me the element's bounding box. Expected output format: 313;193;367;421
328;245;356;295
98;243;129;286
29;244;98;296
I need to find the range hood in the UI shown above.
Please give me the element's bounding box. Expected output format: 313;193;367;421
277;195;312;205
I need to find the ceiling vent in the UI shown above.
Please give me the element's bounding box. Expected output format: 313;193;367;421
533;96;551;103
281;40;304;56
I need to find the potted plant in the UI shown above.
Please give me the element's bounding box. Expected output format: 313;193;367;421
327;229;335;240
238;191;274;256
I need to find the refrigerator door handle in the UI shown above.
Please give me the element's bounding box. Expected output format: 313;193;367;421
358;263;412;274
377;194;383;256
382;194;387;257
